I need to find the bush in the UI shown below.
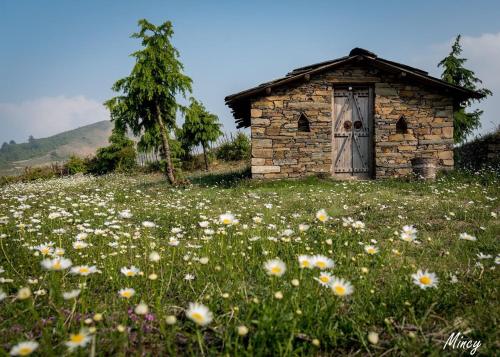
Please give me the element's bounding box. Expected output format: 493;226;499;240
64;155;88;175
88;130;137;175
216;132;250;161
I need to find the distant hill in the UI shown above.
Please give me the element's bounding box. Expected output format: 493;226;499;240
0;121;113;176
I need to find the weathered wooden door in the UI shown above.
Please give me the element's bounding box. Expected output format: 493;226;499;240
332;87;373;179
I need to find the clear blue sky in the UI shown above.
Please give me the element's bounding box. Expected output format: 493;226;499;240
0;0;499;143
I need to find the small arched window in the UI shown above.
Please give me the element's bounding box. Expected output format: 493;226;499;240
396;116;408;134
298;113;311;132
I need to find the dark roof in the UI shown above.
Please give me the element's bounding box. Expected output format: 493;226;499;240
225;48;484;128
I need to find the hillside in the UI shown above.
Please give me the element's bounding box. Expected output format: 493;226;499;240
0;120;112;176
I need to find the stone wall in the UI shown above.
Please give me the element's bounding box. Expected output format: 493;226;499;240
250;64;454;179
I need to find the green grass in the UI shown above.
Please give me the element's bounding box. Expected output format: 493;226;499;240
0;170;498;356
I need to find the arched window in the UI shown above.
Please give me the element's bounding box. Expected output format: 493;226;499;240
298;113;311;132
396;116;408;134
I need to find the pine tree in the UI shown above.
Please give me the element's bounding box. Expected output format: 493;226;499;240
438;35;492;143
105;19;192;184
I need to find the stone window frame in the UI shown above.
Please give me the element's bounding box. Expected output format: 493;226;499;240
297;112;311;133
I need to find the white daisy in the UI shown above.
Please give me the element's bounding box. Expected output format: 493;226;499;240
364;245;379;255
70;265;99;276
298;255;313;269
331;277;354;297
411;269;439;289
186;302;213;326
120;266;141;277
264;259;286;277
118;288;135;299
316;209;329;222
41;257;72;271
9;341;39;356
65;329;91;350
314;272;334;287
219;213;235;225
311;255;334;270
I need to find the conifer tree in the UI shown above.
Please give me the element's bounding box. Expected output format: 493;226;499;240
438;35;492;143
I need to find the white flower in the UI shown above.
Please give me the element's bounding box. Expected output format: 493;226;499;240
41;257;72;271
33;242;55;256
184;273;195;281
314;272;334;287
368;331;379;345
311;255;334;270
118;288;135;299
141;221;156;228
198;221;209;228
17;287;31;300
298;255;313;269
352;221;365;230
70;265;99;276
477;253;492;259
0;289;6;301
316;209;329;222
186;302;213;326
400;232;416;242
65;329;91;350
252;216;263;224
219;213;235;225
149;251;160;262
120;266;141;277
63;289;81;300
264;259;286;277
402;225;417;236
330;277;354;297
459;232;477;241
298;224;310;232
72;240;88;250
411;269;439;289
364;245;379;255
9;341;39;356
119;209;133;219
134;302;149;315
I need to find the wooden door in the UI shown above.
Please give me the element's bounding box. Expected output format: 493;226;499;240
332;87;373;179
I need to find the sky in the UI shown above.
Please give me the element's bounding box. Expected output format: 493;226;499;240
0;0;499;144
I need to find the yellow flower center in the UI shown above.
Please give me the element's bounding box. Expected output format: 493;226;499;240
316;261;326;268
301;261;310;267
53;261;62;270
191;312;204;323
367;248;375;254
334;285;346;296
319;215;326;221
70;334;85;343
80;267;90;274
18;347;33;356
223;218;231;224
419;276;431;285
126;271;134;276
320;276;330;283
271;266;282;274
41;248;50;255
121;291;132;298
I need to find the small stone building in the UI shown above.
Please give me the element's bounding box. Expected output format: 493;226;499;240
225;48;482;179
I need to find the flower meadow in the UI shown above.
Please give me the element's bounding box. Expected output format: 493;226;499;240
0;172;498;356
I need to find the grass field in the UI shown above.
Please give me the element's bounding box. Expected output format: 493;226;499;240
0;169;498;356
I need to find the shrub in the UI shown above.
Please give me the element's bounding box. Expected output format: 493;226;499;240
64;155;88;175
216;132;250;161
88;130;137;175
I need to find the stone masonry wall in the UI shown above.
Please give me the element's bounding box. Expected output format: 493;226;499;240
250;64;454;179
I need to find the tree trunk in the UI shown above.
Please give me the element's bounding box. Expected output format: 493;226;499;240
202;143;209;171
156;104;176;185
